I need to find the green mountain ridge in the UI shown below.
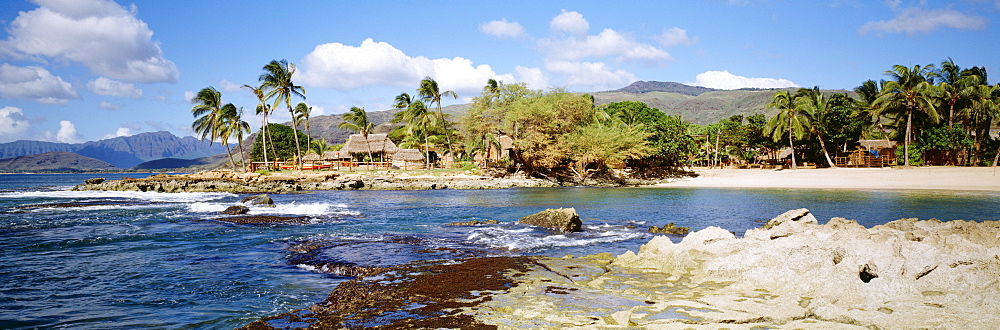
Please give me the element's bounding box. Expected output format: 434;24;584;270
0;152;117;172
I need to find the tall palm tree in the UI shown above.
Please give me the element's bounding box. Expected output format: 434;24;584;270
242;84;276;168
216;103;243;171
765;90;810;169
796;87;836;167
339;106;375;163
401;100;433;169
222;105;251;170
294;102;312;153
968;83;1000;164
260;59;306;169
191;86;223;142
873;64;939;166
418;77;458;161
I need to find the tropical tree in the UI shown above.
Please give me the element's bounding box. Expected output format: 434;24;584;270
765;90;810;169
418;77;458;160
310;138;331;156
294;102;312;152
339;106;375;163
399;100;434;168
249;123;308;162
967;83;1000;164
190;86;238;169
243;83;276;168
260;59;306;169
873;64;939;166
217;103;250;171
795;87;836;167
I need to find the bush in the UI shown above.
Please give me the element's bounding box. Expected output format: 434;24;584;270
255;169;272;176
459;161;477;171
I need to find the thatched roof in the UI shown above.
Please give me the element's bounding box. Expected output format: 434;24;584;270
859;139;897;149
499;135;514;150
301;153;321;161
322;150;350;160
343;133;399;154
393;149;425;162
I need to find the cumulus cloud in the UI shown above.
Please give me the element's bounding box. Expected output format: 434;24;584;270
98;101;121;110
0;64;80;105
480;19;526;38
859;6;987;35
0;106;32;142
545;60;637;91
56;120;82;143
298;38;514;97
183;91;196;103
687;70;798;90
87;77;142;98
541;28;673;63
656;27;698;47
515;66;549;90
1;0;179;83
101;126;132;139
551;9;589;35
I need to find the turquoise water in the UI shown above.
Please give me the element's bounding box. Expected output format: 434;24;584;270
2;173;999;328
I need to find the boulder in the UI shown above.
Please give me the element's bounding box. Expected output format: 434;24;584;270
241;194;275;207
761;208;817;229
648;222;690;235
221;205;250;215
446;219;500;226
519;207;582;232
84;178;106;185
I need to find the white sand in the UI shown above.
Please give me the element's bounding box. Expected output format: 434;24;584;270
660;166;1000;191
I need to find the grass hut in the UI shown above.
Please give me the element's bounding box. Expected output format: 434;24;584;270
343;133;399;168
301;153;323;170
393;149;425;170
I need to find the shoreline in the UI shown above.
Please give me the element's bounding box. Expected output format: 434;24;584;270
659;166;1000;191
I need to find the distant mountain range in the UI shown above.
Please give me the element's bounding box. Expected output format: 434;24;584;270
0;131;228;169
0;152;117;172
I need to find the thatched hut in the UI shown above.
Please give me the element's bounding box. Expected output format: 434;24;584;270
322;150;350;161
393;149;426;169
343;133;399;162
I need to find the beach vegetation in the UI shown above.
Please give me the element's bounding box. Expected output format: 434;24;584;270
250;123;308;162
191;86;247;171
260;59;306;168
339;106;376;163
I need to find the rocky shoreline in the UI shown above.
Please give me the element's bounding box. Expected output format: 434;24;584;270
72;170;560;193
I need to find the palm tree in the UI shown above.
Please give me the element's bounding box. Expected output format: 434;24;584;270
418;77;458;162
242;84;276;168
339;106;375;164
294;102;312;153
191;86;223;146
401;100;433;169
765;90;810;169
311;138;330;156
221;105;251;170
260;59;306;169
216;103;243;171
796;87;836;167
873;64;939;166
968;83;1000;164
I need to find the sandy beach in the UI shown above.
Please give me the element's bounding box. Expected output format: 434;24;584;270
660;166;1000;191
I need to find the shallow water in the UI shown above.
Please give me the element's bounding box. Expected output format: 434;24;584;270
1;173;999;328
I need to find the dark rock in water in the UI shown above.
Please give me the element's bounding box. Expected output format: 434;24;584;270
648;222;690;235
221;205;249;215
446;219;500;226
240;194;275;207
216;215;306;224
519;207;582;232
84;178;106;185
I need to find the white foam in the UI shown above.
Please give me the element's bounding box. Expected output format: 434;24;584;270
468;225;648;251
187;201;359;217
0;190;235;203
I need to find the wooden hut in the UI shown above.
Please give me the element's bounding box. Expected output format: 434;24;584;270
343;134;399;168
835;140;897;167
393;149;425;170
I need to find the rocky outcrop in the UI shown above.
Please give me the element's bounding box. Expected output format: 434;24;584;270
519;207;582;232
240;194;275;207
73;171;558;193
647;222;689;235
221;205;249;215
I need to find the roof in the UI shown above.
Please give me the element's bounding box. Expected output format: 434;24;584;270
301;153;321;161
393;149;425;162
322;150;350;160
859;139;897;149
343;133;399;155
498;135;514;150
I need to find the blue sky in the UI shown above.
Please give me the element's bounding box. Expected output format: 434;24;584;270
1;0;998;143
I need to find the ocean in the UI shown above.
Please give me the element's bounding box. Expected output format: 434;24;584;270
2;173;999;328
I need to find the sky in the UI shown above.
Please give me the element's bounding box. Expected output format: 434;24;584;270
1;0;998;144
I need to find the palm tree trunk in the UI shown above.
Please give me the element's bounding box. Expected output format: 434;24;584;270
818;134;835;168
224;143;237;171
289;107;302;170
237;137;248;172
365;134;374;170
260;117;269;171
424;122;430;170
788;126;797;169
904;110;912;166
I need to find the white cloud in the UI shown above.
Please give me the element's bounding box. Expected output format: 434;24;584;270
1;0;179;83
219;79;242;92
550;9;589;35
0;106;32;142
541;28;673;64
545;60;637;91
56;120;82;143
101;126;131;139
480;19;526;38
656;27;698;47
298;38;514;97
183;91;196;103
87;77;142;98
859;6;987;35
98;101;121;110
515;66;548;90
687;70;798;90
0;64;79;105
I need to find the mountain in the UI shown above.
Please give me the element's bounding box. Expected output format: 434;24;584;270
609;81;718;96
286;103;470;144
0;152;117;172
0;131;228;168
132;154;229;171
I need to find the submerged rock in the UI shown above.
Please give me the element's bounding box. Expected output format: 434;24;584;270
240;194;275;207
216;215;306;224
519;207;582;232
648;222;689;235
446;219;500;226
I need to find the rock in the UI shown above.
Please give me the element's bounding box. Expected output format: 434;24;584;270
762;208;817;230
84;178;106;185
221;205;249;215
519;207;582;232
446;219;500;226
241;194;275;207
648;222;690;235
216;215;306;224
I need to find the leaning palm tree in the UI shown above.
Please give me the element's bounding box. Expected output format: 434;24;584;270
242;84;276;168
294;102;312;153
873;64;939;166
418;77;458;161
216;103;243;171
401;100;433;169
260;59;307;169
339;106;375;164
765;90;810;169
796;87;836;167
191;86;223;143
221;105;251;170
